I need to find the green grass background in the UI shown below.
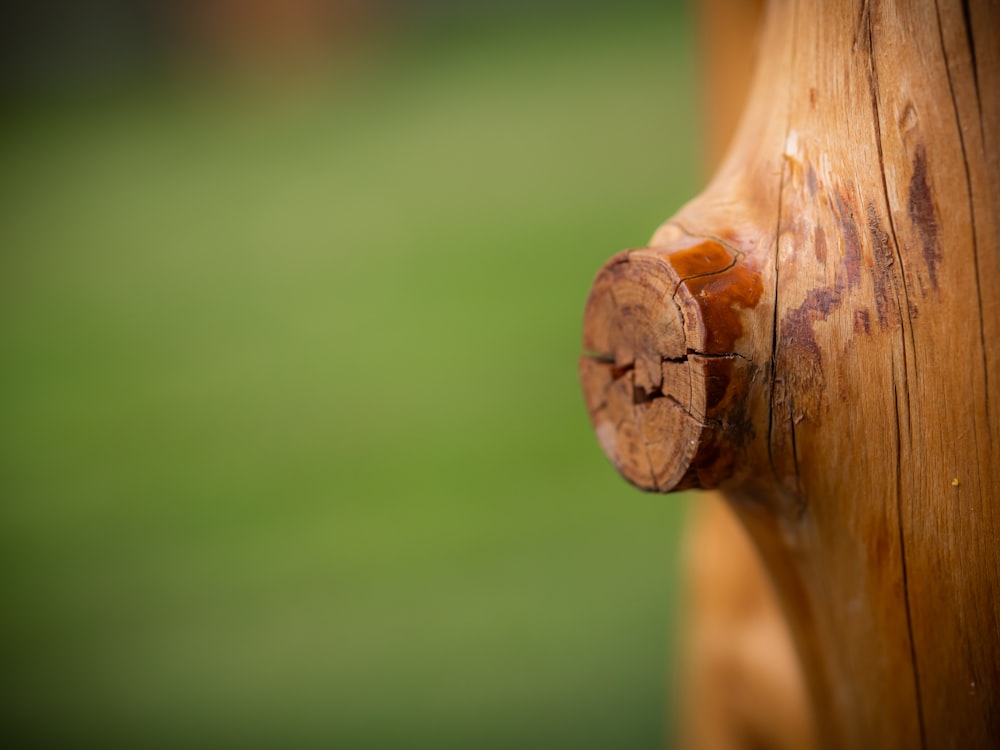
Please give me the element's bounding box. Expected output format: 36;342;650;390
0;4;700;748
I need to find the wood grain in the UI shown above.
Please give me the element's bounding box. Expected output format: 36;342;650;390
580;0;1000;746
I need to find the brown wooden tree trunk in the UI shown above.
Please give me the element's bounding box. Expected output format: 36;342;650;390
580;1;1000;747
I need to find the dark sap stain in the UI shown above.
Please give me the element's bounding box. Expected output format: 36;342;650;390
866;202;892;265
692;433;723;489
814;225;827;264
907;144;941;289
834;193;863;289
693;355;756;487
866;202;895;330
779;288;841;385
701;357;732;411
726;391;755;444
806;164;818;198
853;308;871;335
667;241;763;354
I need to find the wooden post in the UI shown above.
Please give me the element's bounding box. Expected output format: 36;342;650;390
580;1;999;747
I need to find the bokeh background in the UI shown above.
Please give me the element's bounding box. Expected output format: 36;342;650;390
0;1;702;747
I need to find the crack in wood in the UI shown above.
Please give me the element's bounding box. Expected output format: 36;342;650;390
868;11;927;748
958;0;985;146
933;0;992;453
666;219;747;259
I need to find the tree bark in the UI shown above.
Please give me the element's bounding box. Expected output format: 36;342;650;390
580;1;1000;747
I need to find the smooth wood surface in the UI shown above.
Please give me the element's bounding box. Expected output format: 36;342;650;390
679;496;815;750
580;0;1000;747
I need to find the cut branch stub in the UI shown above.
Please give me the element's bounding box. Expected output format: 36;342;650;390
580;241;761;493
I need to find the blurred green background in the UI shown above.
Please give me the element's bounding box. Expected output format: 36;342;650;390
0;1;700;747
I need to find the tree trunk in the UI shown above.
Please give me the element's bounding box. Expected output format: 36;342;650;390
579;1;1000;747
